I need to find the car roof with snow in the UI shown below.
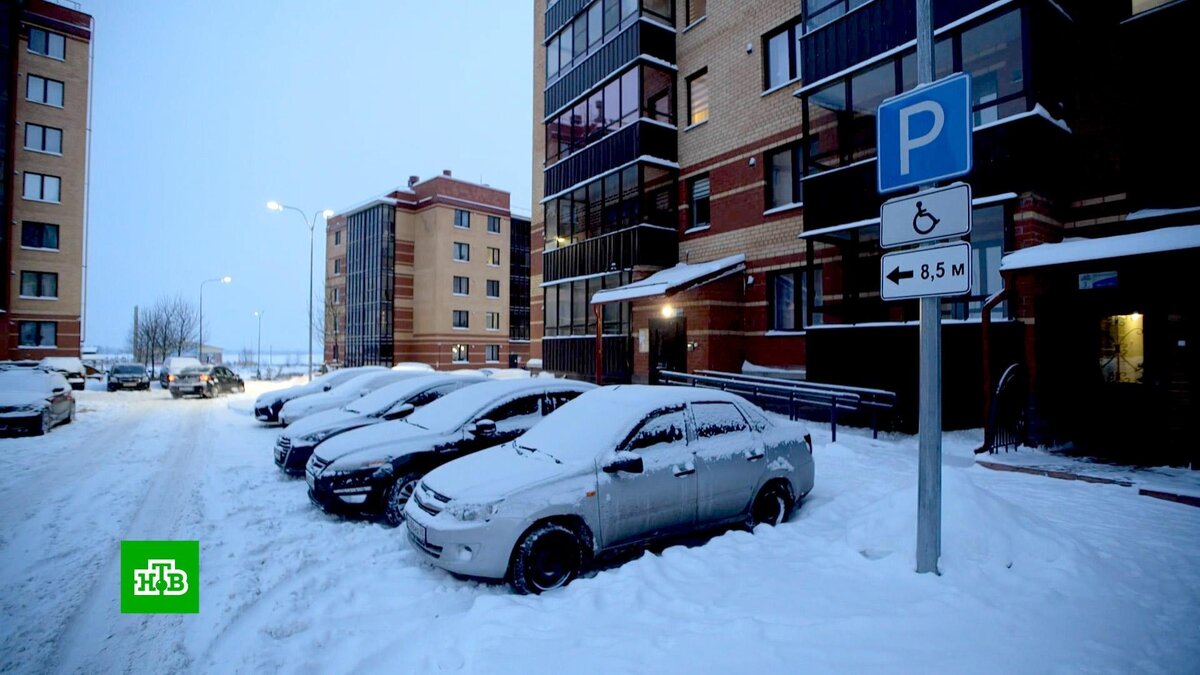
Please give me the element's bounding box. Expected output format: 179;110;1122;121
514;385;766;464
39;356;84;370
344;373;483;415
404;377;595;433
0;369;68;393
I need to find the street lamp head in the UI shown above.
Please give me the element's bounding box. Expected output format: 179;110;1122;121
221;276;233;284
266;200;283;211
322;209;335;219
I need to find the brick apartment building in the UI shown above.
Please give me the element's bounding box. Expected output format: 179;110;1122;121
323;172;530;370
1;0;92;359
532;0;1197;464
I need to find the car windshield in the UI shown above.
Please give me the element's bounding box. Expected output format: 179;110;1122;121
113;365;144;374
346;376;443;415
0;371;54;393
404;381;544;433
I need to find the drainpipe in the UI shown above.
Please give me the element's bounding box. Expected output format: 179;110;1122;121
979;285;1008;425
594;304;603;385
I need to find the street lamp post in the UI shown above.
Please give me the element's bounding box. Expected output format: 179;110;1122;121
199;276;232;363
267;201;333;383
254;310;264;379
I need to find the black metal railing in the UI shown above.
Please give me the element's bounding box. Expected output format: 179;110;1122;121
543;223;677;283
544;120;677;197
545;20;675;118
543;335;633;383
660;370;897;442
976;363;1028;454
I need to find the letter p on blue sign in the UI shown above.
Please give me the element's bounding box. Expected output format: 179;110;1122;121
877;72;972;194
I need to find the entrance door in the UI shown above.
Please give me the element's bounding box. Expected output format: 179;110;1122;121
649;316;686;384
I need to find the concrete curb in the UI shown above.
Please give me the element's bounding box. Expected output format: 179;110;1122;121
977;460;1200;509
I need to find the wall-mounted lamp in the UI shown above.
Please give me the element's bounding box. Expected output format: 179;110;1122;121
686;341;700;352
661;304;677;318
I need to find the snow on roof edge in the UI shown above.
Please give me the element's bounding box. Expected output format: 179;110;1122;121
1000;224;1200;272
591;254;746;304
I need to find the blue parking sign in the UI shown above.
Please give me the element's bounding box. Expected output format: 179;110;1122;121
877;72;972;194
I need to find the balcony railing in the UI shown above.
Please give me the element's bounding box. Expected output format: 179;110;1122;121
543;223;677;283
543;335;634;383
544;120;677;197
545;20;675;118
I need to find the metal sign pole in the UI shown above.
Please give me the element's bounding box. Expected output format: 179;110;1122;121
915;0;942;575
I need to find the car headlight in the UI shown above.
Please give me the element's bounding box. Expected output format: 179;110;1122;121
445;500;501;522
17;404;42;413
298;429;333;444
330;457;391;474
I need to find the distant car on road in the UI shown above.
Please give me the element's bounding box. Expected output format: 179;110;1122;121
0;369;75;436
253;366;386;424
169;365;244;399
38;357;86;391
159;356;203;389
274;373;484;476
278;370;428;426
107;364;150;391
306;378;596;527
405;386;815;594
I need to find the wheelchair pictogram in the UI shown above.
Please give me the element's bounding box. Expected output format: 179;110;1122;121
912;201;940;235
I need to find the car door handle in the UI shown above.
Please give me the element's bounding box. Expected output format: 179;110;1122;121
745;449;765;461
673;466;695;477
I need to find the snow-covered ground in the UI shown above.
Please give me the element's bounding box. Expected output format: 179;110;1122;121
1;382;1198;673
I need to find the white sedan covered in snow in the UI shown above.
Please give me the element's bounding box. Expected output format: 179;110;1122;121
253;366;386;424
278;370;426;426
405;385;814;594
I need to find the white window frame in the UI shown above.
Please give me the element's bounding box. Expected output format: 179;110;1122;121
27;28;66;60
26;74;64;108
22;172;61;203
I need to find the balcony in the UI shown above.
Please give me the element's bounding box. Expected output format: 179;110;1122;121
544;120;677;197
543;223;678;283
800;0;996;84
545;20;675;118
543;335;634;383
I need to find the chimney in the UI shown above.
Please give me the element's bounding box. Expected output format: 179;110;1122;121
442;169;452;177
408;175;419;187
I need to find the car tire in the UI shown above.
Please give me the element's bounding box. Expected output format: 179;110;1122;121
237;382;246;393
170;390;182;399
510;522;584;595
749;482;794;528
381;472;422;527
34;410;50;436
62;403;75;425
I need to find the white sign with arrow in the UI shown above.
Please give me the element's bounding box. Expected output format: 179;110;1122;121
880;182;972;249
880;241;972;301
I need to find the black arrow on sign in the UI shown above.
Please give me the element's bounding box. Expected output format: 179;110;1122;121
887;266;914;285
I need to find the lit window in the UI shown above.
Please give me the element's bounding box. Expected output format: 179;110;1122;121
451;344;469;363
687;69;709;125
486;312;501;330
487;247;501;266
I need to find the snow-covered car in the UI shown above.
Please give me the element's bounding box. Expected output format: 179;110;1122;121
252;366;386;424
107;364;150;391
392;362;434;372
38;356;86;391
306;378;596;526
278;370;426;426
405;385;815;594
158;356;203;389
274;373;485;475
169;365;244;398
0;369;76;436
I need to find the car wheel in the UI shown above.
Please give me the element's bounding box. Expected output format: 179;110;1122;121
237;382;246;393
62;403;75;425
749;482;794;528
382;472;421;527
170;390;182;399
34;410;51;436
510;522;584;595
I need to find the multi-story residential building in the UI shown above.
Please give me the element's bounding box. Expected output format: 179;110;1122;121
323;171;522;371
1;0;92;359
533;0;1198;465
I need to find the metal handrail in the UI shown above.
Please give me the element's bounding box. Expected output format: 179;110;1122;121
658;370;896;442
695;370;898;410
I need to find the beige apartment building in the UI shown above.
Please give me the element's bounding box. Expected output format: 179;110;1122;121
1;0;91;359
324;172;523;370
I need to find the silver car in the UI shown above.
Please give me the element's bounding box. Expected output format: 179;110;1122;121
405;385;814;594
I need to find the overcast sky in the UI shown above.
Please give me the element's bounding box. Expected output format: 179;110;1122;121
82;0;534;354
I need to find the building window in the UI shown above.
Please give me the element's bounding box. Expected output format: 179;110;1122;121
804;0;876;32
686;69;709;126
22;173;61;203
486;279;500;298
686;0;707;24
487;247;501;266
28;28;66;59
544;163;677;248
332;287;339;304
333;259;342;274
20;271;58;299
451;344;469;364
769;268;823;330
24;123;63;154
21;222;59;250
546;0;642;82
334;230;342;245
544;272;631;337
487;215;501;233
26;74;64;107
945;205;1009;320
454;209;470;228
453;275;470;295
764;18;803;90
688;175;711;229
766;144;803;209
960;10;1025;126
485;344;500;363
1132;0;1175;14
452;310;469;329
18;321;56;347
453;242;469;261
486;312;501;331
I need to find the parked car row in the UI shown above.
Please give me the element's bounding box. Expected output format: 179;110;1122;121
1;357;86;390
0;368;76;436
260;373;816;594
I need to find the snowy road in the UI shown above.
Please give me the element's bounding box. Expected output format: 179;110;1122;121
1;381;1198;674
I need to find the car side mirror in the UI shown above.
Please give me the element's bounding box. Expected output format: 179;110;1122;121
603;452;644;474
323;385;333;392
52;386;67;395
383;403;414;420
469;419;497;437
